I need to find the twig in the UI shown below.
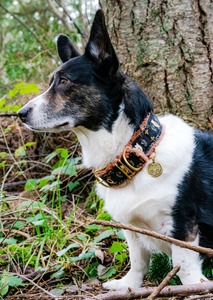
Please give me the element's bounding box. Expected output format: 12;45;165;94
0;4;55;59
0;113;17;117
3;229;30;239
54;0;87;39
90;220;213;256
13;273;57;298
0;181;26;188
147;265;180;300
88;281;213;300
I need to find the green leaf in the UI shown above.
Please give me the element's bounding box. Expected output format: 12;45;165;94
108;242;128;253
19;84;40;95
0;152;6;159
0;238;17;245
15;147;26;157
77;234;87;243
15;82;25;88
98;267;116;279
9;88;18;98
40;180;60;191
55;148;69;158
115;253;128;263
39;175;55;189
45;151;58;163
11;105;22;112
61;164;77;176
50;288;64;296
0;271;9;296
32;220;45;226
68;181;79;192
70;250;95;262
24;179;39;190
56;243;79;257
24;142;36;147
8;276;23;287
13;221;25;229
51;268;64;279
1;105;10;112
116;230;126;240
86;224;100;231
93;229;115;244
0;98;5;108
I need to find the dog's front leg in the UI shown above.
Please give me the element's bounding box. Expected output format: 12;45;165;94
172;235;207;285
103;230;151;290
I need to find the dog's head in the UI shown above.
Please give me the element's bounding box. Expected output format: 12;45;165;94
18;9;125;132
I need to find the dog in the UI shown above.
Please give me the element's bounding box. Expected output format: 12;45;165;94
18;9;213;290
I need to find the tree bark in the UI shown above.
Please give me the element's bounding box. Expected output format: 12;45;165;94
100;0;213;129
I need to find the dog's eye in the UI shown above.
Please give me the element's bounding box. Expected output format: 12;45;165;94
59;78;67;85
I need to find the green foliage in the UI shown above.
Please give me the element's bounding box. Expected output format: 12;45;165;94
0;270;23;296
147;253;181;285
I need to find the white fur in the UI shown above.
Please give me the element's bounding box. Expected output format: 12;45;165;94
73;105;205;289
18;84;75;132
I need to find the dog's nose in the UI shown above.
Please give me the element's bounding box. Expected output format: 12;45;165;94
18;107;29;123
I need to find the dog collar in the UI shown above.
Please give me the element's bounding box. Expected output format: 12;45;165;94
94;113;166;188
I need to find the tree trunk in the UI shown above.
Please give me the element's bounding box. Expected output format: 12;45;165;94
100;0;213;130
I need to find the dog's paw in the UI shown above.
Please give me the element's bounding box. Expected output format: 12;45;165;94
103;275;142;290
180;274;208;285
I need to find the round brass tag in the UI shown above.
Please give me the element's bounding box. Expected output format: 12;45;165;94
147;161;163;178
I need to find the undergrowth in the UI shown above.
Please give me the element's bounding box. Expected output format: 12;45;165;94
0;84;213;298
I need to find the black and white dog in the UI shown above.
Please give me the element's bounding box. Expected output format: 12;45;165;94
18;9;213;290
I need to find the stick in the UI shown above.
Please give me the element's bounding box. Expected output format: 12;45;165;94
0;4;55;59
90;220;213;256
184;294;213;300
147;265;180;300
55;0;86;39
87;281;213;300
0;113;17;117
14;273;57;298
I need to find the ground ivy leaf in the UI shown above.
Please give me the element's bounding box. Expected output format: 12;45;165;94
56;243;79;257
8;275;23;287
50;288;64;296
98;267;116;279
24;179;39;190
93;229;115;243
68;181;79;192
15;147;26;157
77;234;87;243
115;253;128;263
0;238;17;245
108;241;128;253
116;230;126;240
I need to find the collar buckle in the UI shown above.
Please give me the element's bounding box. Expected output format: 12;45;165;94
122;148;142;171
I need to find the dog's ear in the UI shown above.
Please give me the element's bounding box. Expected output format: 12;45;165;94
57;34;80;63
85;9;119;77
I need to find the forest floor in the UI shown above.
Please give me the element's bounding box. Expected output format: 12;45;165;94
0;84;212;299
0;113;187;300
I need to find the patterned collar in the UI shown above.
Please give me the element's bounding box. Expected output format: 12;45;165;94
94;113;165;188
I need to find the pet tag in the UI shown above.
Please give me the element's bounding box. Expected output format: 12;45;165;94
147;151;163;178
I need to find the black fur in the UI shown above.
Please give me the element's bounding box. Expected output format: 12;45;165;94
172;129;213;249
45;10;153;132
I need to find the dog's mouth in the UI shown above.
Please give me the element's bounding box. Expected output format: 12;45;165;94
55;122;69;128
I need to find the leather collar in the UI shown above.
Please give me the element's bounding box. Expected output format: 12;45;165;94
94;113;165;188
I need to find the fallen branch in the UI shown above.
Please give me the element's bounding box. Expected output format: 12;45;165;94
90;220;213;256
147;265;180;300
184;293;213;300
86;281;213;300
